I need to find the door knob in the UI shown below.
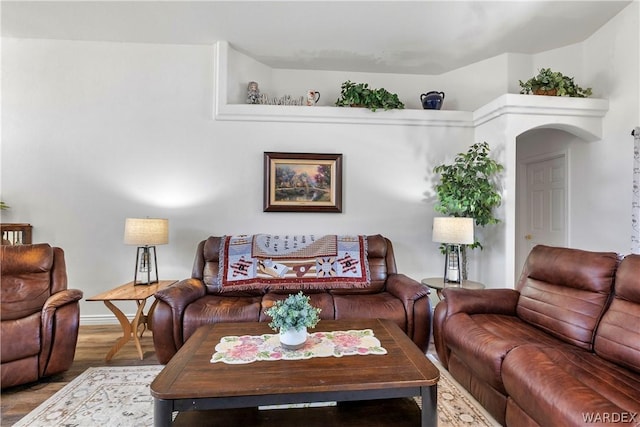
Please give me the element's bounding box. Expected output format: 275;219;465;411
525;234;533;240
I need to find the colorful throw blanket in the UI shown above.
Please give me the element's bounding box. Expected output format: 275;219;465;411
218;234;370;292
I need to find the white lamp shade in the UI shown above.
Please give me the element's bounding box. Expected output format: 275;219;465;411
124;218;169;245
432;217;474;244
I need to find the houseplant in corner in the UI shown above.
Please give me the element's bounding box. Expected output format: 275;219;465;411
265;291;321;350
335;80;405;111
433;142;504;279
519;68;592;97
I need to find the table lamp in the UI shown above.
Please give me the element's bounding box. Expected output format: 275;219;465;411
432;217;474;284
124;218;169;285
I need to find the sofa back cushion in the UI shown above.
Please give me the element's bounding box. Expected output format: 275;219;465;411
515;245;619;350
594;254;640;373
1;243;56;321
193;235;394;295
330;234;394;294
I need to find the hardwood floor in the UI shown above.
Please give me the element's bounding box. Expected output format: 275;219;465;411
1;325;161;427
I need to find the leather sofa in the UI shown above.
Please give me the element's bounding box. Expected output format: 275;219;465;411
152;234;431;364
433;245;640;426
1;244;83;389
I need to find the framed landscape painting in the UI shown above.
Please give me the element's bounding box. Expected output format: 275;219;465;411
264;152;343;212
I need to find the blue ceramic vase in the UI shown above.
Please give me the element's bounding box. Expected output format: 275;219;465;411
420;91;445;110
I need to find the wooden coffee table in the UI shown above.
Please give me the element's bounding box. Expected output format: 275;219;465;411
150;319;439;426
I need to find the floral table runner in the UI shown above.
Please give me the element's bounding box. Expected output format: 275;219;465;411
210;329;387;364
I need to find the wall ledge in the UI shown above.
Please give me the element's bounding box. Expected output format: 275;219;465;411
214;41;608;138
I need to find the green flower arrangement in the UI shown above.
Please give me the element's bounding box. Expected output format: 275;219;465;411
265;292;321;333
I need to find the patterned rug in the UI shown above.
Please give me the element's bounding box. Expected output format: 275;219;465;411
14;356;500;427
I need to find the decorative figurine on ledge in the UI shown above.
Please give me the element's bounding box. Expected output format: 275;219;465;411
247;81;260;104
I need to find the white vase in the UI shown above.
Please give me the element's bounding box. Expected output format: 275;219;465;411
279;327;308;350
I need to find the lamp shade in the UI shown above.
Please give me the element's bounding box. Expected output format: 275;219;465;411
124;218;169;246
432;217;474;245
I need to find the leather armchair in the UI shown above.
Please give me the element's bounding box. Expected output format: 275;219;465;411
1;244;83;389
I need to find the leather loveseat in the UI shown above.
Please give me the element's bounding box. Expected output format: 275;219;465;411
433;245;640;426
1;244;83;389
152;234;431;364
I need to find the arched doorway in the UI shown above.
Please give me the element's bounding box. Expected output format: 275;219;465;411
515;128;578;277
473;94;608;287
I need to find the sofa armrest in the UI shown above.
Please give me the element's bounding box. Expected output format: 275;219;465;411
386;273;432;352
386;273;430;301
154;278;206;309
41;289;83;331
152;278;206;363
42;288;84;312
433;288;519;367
40;289;83;376
442;288;520;316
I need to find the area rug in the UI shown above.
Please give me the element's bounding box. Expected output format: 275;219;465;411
14;356;500;427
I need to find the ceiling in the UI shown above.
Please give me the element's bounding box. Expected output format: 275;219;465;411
1;1;632;75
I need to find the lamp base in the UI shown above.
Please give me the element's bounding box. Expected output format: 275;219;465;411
133;280;159;286
443;244;463;285
133;246;159;286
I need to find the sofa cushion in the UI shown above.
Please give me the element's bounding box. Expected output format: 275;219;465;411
502;345;640;426
443;313;570;393
182;295;263;342
333;292;406;331
0;312;41;363
515;245;619;350
594;254;640;373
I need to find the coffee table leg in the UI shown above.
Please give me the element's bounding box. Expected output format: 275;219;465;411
154;398;173;427
421;384;437;427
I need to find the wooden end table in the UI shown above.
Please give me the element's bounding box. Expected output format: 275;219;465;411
421;277;485;300
86;280;176;361
151;319;440;427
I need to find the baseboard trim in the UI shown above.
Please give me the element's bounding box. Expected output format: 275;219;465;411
80;314;123;326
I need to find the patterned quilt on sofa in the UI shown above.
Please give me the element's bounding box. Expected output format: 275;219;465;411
218;234;370;292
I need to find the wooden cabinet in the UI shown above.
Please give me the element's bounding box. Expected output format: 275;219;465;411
1;223;32;245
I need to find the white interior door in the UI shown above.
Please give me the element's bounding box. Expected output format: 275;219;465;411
516;154;568;276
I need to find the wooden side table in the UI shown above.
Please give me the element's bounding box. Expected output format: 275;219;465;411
421;277;485;300
87;280;177;361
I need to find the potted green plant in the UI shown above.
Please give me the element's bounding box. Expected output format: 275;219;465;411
265;291;321;350
433;142;504;279
519;68;592;97
335;80;405;111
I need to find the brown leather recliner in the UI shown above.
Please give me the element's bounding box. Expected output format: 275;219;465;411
1;244;83;389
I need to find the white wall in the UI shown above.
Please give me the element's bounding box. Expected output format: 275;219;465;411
1;37;473;322
1;2;638;322
525;1;638;254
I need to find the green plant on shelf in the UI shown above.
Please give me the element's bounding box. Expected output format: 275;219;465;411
519;68;592;97
335;80;405;111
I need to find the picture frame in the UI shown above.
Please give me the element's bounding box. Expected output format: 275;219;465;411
264;152;343;213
